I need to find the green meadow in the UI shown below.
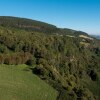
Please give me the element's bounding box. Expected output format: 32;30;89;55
0;64;58;100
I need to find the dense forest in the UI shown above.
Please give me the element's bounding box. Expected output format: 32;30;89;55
0;16;100;100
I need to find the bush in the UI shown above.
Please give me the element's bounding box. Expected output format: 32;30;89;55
26;59;35;66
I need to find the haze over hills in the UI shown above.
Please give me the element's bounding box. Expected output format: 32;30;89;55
91;35;100;39
0;16;100;100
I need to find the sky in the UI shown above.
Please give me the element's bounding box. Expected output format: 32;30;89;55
0;0;100;35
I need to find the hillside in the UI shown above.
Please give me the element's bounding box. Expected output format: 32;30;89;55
0;64;57;100
0;16;89;36
0;16;100;100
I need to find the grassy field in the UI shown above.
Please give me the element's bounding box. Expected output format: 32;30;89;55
0;64;58;100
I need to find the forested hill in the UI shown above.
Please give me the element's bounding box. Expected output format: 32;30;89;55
0;16;88;36
0;16;57;33
0;16;100;100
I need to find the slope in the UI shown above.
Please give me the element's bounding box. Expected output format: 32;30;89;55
0;64;58;100
0;16;99;100
0;16;89;36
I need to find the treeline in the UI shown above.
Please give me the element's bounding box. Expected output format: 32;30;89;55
0;16;58;34
0;16;89;36
0;52;33;65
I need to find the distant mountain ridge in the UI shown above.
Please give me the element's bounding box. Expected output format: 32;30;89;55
91;35;100;39
0;16;58;33
0;16;89;36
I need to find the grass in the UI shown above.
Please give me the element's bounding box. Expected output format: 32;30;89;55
79;35;93;40
80;41;90;47
0;64;58;100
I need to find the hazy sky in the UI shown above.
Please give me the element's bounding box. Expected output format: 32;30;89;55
0;0;100;35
